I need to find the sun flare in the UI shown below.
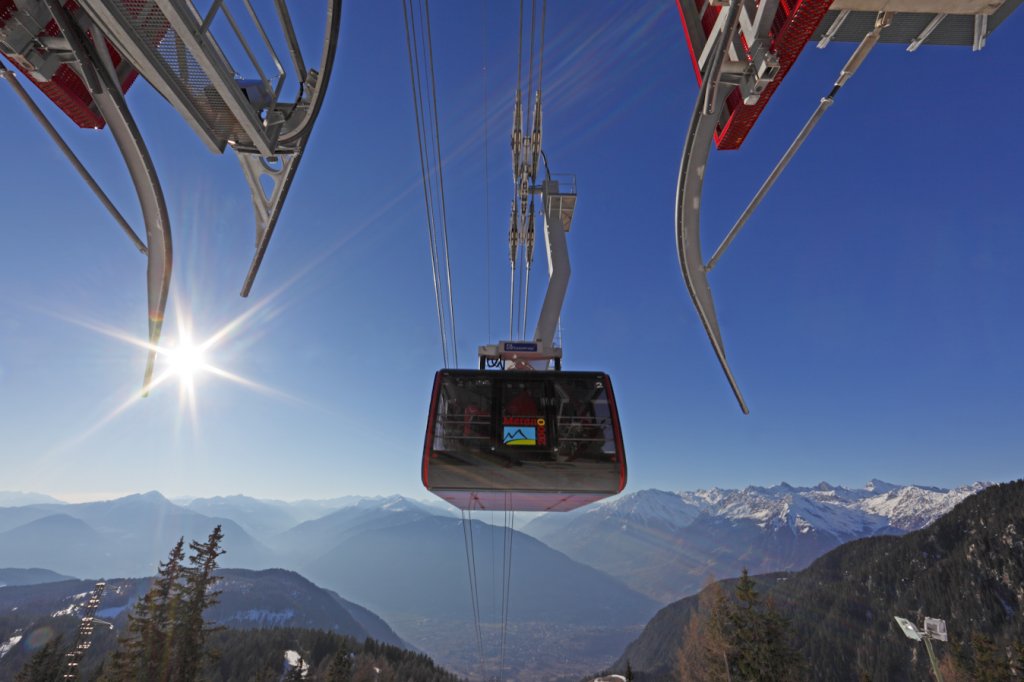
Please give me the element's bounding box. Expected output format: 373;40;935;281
165;338;208;386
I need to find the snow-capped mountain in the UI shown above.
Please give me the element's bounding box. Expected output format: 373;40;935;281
523;480;987;603
669;480;986;537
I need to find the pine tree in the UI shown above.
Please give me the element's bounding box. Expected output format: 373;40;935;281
326;646;353;681
102;527;225;682
15;634;66;682
1012;640;1024;677
726;569;803;682
171;525;225;681
679;579;733;682
105;538;186;681
970;631;1011;681
728;569;762;680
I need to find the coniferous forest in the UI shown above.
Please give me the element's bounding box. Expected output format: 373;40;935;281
7;526;462;682
6;482;1024;681
615;480;1024;681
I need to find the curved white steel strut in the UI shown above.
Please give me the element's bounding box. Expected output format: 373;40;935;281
47;0;172;391
675;2;750;414
2;0;343;389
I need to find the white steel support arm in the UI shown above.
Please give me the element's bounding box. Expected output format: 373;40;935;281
533;178;570;349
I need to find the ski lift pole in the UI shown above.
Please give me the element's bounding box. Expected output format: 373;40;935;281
923;638;944;682
705;11;894;272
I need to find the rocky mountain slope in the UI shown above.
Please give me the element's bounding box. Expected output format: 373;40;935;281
613;480;1022;680
523;481;986;602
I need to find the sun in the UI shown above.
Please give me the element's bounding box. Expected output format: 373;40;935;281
165;337;209;386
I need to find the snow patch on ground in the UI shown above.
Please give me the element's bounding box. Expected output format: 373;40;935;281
284;650;309;677
577;481;987;540
232;608;295;627
0;635;22;659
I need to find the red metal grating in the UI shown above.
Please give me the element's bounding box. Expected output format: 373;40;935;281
0;1;142;128
676;0;835;150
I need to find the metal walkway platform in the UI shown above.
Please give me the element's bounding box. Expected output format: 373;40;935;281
1;0;342;389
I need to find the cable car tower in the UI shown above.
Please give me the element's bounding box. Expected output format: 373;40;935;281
61;579;107;680
0;0;342;389
673;0;1022;412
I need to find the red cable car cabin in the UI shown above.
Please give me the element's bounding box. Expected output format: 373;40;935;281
423;369;626;512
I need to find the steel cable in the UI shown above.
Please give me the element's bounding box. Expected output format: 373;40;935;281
483;0;493;343
424;0;460;367
402;0;449;367
461;508;485;664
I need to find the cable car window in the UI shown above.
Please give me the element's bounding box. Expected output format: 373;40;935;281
433;375;493;455
553;376;616;461
424;370;626;512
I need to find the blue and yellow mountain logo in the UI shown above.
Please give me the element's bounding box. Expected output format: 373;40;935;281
503;426;537;446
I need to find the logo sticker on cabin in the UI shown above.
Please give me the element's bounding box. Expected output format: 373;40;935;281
503;426;536;446
503;417;546;446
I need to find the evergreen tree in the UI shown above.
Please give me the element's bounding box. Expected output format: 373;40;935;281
15;634;66;682
726;569;803;682
970;631;1011;681
678;579;733;682
326;646;353;681
728;569;763;680
171;525;225;681
935;653;970;682
102;527;225;682
1012;640;1024;677
105;538;186;681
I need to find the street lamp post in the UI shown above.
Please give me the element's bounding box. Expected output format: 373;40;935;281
894;616;948;682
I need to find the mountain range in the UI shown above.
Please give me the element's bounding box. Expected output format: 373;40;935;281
521;480;986;602
611;479;1024;681
0;492;655;679
0;492;278;578
0;480;986;680
0;568;406;679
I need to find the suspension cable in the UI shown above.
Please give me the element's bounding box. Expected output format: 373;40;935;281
509;0;525;339
516;0;525;92
525;0;537;130
461;508;485;664
403;0;448;367
483;0;493;343
424;0;459;367
508;262;516;339
416;1;452;364
538;0;547;93
499;503;516;681
403;0;463;368
520;1;537;339
508;0;549;344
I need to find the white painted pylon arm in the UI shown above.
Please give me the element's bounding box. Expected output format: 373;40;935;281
533;179;570;353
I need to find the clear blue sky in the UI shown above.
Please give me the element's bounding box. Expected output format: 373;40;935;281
1;2;1021;502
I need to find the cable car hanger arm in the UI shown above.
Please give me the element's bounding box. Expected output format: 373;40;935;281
676;3;893;414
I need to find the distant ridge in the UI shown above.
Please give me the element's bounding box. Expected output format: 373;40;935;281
0;491;65;507
0;567;409;678
0;567;75;587
613;480;1021;681
0;492;277;578
523;480;987;602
